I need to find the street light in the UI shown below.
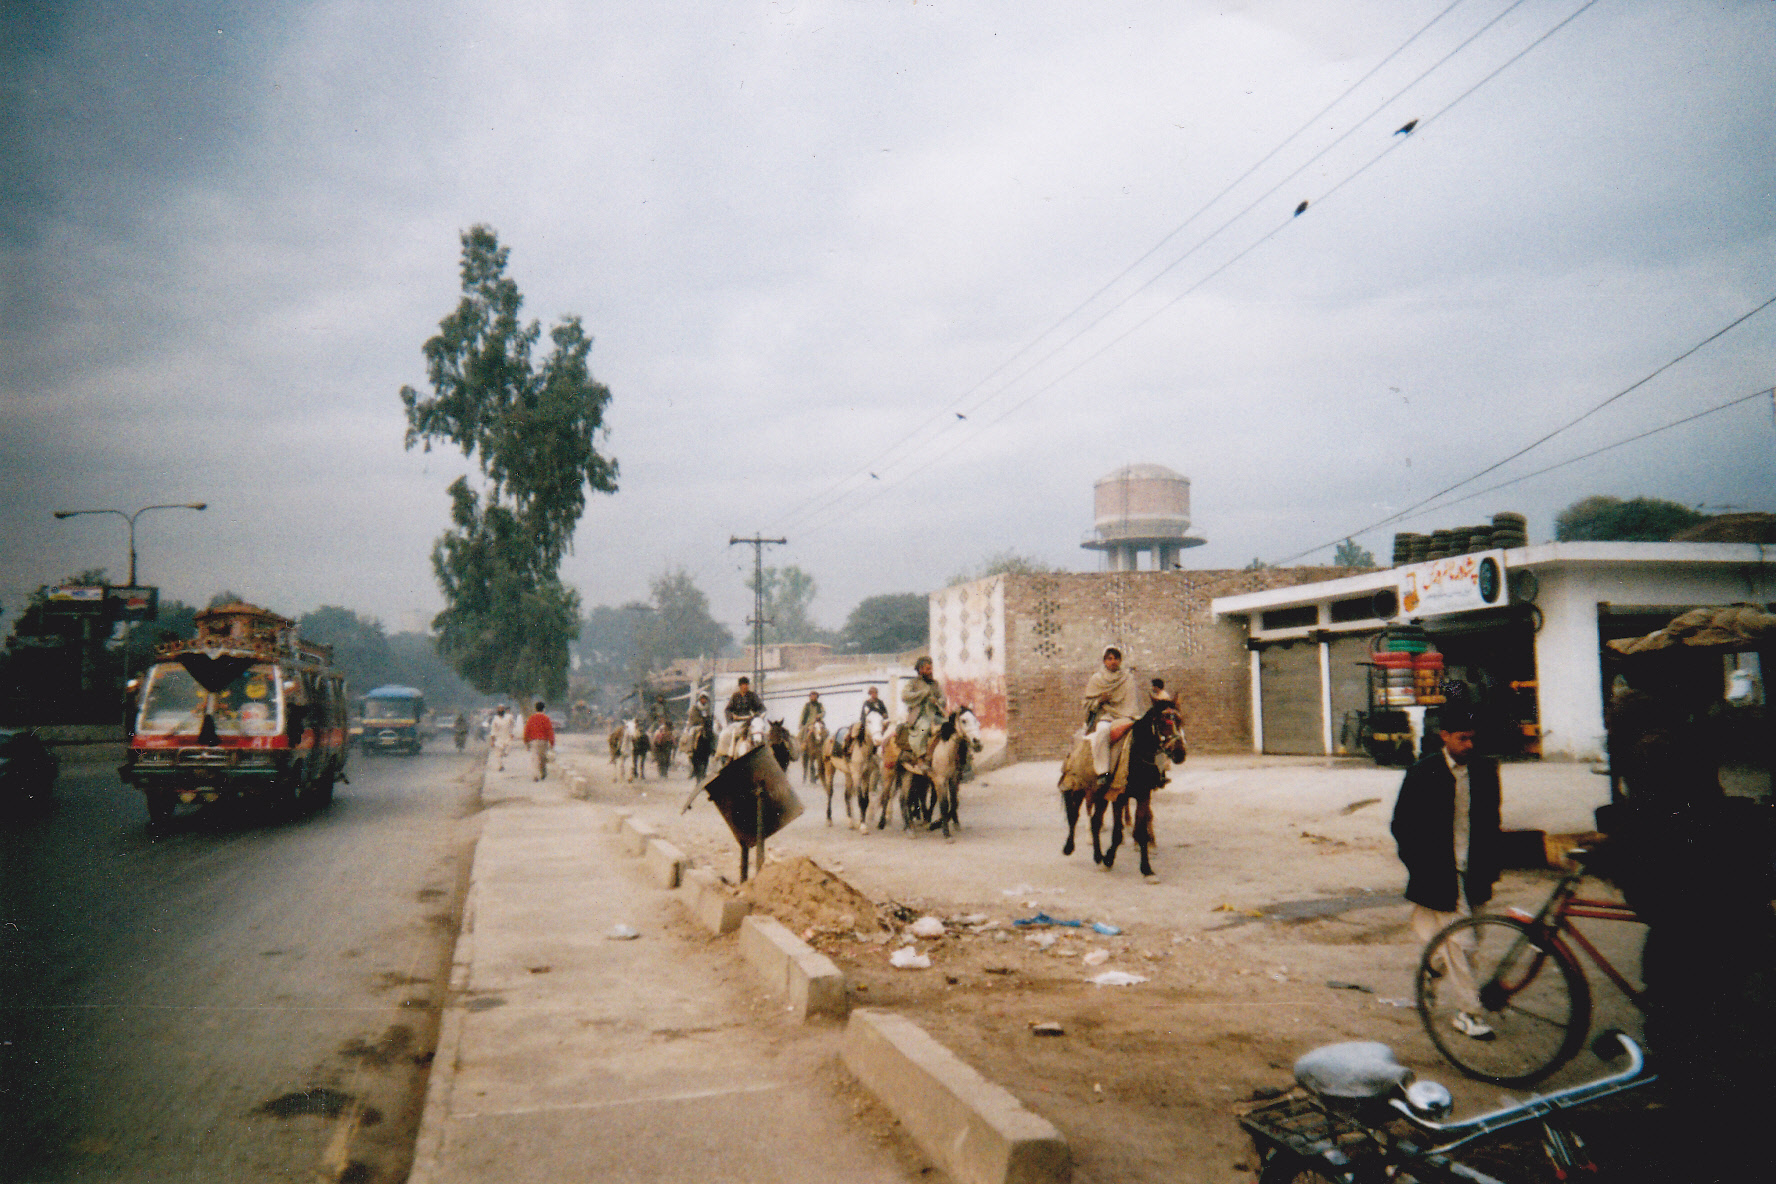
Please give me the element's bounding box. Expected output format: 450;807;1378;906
52;502;207;586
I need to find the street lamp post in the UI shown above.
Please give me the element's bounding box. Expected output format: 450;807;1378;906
52;502;207;688
52;502;208;587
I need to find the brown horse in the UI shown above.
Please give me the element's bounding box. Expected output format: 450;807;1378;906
1059;700;1188;877
766;719;795;771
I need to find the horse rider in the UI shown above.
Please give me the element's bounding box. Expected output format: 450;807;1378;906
717;676;765;760
799;691;826;731
1084;645;1149;788
900;657;947;772
860;685;888;724
686;691;713;734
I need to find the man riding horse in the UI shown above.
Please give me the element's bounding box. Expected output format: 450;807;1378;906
900;657;946;774
716;676;765;762
1084;645;1148;790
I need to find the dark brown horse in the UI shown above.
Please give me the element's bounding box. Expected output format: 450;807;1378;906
1059;700;1188;877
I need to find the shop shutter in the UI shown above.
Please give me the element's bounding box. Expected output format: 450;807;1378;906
1327;634;1375;755
1259;640;1323;754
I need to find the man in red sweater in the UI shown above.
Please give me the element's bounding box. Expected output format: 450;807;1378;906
523;700;556;781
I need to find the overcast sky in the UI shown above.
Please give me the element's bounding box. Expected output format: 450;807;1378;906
5;0;1773;639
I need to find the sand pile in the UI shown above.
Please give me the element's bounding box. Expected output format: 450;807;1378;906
739;855;887;937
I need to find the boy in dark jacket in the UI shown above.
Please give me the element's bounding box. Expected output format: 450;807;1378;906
1391;709;1502;1039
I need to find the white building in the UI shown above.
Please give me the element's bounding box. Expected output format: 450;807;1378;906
1211;542;1774;761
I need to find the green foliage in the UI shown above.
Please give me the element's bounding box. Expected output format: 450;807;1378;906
1244;556;1270;571
744;565;827;643
948;550;1054;587
207;590;249;608
839;593;929;654
297;606;395;691
400;225;618;699
1333;538;1376;568
1554;496;1705;542
639;570;734;665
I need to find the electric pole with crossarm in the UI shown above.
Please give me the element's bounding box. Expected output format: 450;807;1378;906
729;534;787;689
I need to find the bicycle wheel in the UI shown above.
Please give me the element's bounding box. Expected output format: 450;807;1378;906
1417;915;1590;1087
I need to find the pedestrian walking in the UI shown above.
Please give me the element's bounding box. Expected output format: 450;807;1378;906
1390;706;1503;1041
523;700;556;781
488;704;514;771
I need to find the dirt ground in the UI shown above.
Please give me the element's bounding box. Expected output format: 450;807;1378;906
567;740;1651;1184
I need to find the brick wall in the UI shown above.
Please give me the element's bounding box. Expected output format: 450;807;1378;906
998;568;1348;761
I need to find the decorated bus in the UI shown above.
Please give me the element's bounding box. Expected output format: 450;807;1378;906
356;684;427;755
122;603;349;828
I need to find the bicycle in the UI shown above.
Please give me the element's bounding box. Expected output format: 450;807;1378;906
1241;1031;1654;1183
1417;850;1644;1087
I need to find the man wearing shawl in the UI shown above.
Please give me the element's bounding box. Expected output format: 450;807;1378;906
901;657;946;764
1084;646;1148;781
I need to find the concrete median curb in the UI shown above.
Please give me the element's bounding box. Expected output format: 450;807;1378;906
737;915;848;1021
620;812;657;854
643;836;687;888
679;865;749;935
842;1009;1071;1184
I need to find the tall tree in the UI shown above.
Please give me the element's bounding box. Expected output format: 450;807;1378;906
638;569;733;666
839;593;928;654
297;606;395;691
1333;538;1376;568
744;565;826;643
400;225;618;699
1555;496;1704;542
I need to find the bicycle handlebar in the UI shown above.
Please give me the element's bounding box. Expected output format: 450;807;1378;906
1390;1033;1652;1154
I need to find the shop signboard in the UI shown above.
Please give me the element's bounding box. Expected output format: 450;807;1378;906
1396;550;1506;618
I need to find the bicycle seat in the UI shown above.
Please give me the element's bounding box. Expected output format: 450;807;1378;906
1294;1042;1414;1099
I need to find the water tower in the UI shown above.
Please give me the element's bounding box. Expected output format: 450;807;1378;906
1080;463;1206;571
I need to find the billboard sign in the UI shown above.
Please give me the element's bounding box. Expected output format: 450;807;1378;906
1396;551;1506;618
107;585;160;622
43;585;108;615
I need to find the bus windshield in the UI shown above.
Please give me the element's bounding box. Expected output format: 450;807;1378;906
139;663;282;737
362;697;420;724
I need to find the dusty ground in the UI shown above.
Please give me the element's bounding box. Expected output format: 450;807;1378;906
569;741;1650;1184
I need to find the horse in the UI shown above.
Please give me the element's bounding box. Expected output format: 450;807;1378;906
626;719;651;781
715;714;767;770
925;707;983;839
682;720;714;781
766;719;795;772
651;720;676;777
1058;700;1188;878
874;721;935;832
843;712;886;832
607;724;625;767
799;718;827;784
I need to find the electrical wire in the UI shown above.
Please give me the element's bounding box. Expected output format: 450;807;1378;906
791;0;1605;542
1273;291;1776;563
767;0;1491;532
1395;386;1775;521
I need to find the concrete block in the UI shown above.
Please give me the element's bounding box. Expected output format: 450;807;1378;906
787;945;849;1020
680;868;748;935
619;814;656;855
842;1009;1070;1184
642;837;686;889
602;809;632;835
737;916;847;1021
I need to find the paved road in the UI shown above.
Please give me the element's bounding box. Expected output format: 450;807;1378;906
1;742;482;1184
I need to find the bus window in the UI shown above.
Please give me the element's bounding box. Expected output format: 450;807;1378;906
138;665;206;735
213;664;282;737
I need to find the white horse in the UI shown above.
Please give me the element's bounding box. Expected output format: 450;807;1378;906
927;706;983;838
849;710;888;833
618;718;643;782
714;714;767;768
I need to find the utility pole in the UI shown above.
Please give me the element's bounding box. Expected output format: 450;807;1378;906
729;534;786;689
728;533;786;884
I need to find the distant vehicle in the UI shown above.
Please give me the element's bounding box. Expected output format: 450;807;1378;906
0;726;59;816
121;602;349;829
358;685;426;755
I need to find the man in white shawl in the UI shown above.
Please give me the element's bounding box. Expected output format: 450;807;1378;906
1083;646;1149;782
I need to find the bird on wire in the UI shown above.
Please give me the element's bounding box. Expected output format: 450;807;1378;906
1294;200;1309;216
1394;119;1418;136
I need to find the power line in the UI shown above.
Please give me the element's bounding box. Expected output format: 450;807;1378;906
792;0;1606;542
1362;385;1775;523
1273;290;1776;562
768;0;1496;532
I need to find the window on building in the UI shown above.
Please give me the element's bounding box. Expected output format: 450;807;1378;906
1261;605;1319;630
